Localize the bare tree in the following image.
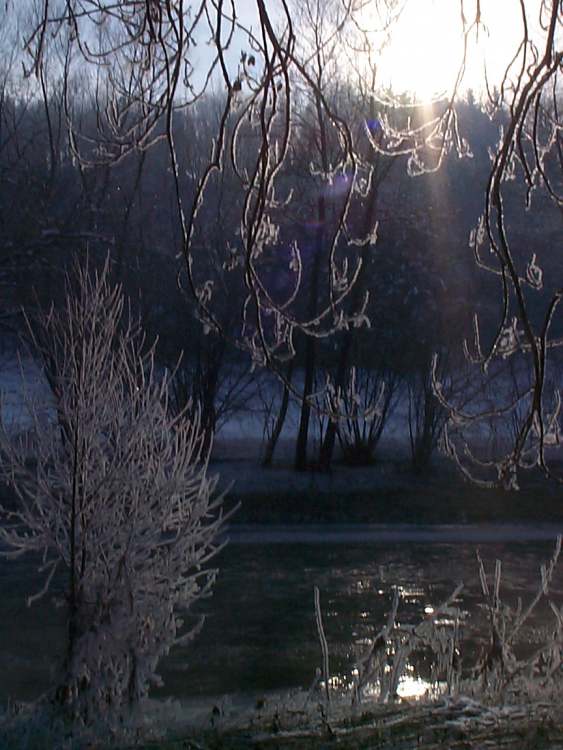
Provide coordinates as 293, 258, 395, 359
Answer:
13, 1, 394, 368
288, 0, 361, 470
8, 0, 561, 485
433, 0, 563, 488
327, 365, 397, 466
0, 261, 227, 723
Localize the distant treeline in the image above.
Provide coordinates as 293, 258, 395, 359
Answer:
0, 82, 560, 471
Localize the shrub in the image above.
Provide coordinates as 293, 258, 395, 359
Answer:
0, 262, 227, 724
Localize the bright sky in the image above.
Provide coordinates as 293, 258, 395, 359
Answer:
0, 0, 551, 105
225, 1, 548, 102
365, 0, 545, 101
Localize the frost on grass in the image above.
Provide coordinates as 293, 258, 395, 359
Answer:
212, 539, 563, 747
308, 537, 563, 714
0, 261, 228, 726
145, 541, 563, 750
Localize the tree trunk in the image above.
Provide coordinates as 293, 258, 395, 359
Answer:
294, 329, 317, 471
262, 360, 294, 467
318, 98, 393, 471
294, 251, 320, 471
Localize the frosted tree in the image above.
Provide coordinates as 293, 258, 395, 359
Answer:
431, 0, 563, 488
11, 1, 402, 368
8, 0, 559, 482
0, 262, 227, 723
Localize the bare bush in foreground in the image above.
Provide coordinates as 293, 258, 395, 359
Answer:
310, 537, 563, 713
0, 262, 227, 724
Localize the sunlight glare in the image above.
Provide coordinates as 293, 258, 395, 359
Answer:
379, 1, 466, 100
397, 675, 432, 699
360, 0, 529, 101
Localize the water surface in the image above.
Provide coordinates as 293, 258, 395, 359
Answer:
1, 525, 562, 704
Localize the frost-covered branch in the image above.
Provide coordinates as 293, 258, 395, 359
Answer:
435, 0, 562, 488
0, 260, 229, 723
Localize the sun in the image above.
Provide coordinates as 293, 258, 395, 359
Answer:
381, 2, 469, 100
361, 0, 527, 102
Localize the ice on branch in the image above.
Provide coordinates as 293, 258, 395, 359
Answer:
349, 221, 379, 248
249, 215, 280, 258
524, 254, 543, 290
0, 262, 228, 724
495, 318, 522, 359
332, 259, 350, 293
196, 280, 214, 304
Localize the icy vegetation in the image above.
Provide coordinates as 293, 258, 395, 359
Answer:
0, 264, 227, 729
1, 536, 563, 747
0, 0, 560, 743
311, 537, 563, 709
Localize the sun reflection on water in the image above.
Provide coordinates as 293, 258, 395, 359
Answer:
322, 663, 437, 703
326, 575, 465, 705
396, 675, 433, 700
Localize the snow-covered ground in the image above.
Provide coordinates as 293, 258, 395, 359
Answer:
1, 351, 560, 522
0, 349, 410, 465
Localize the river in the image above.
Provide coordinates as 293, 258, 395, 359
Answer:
1, 524, 562, 705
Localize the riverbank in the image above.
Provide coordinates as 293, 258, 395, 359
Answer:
215, 454, 563, 525
2, 453, 559, 526
4, 692, 563, 749
162, 694, 563, 750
